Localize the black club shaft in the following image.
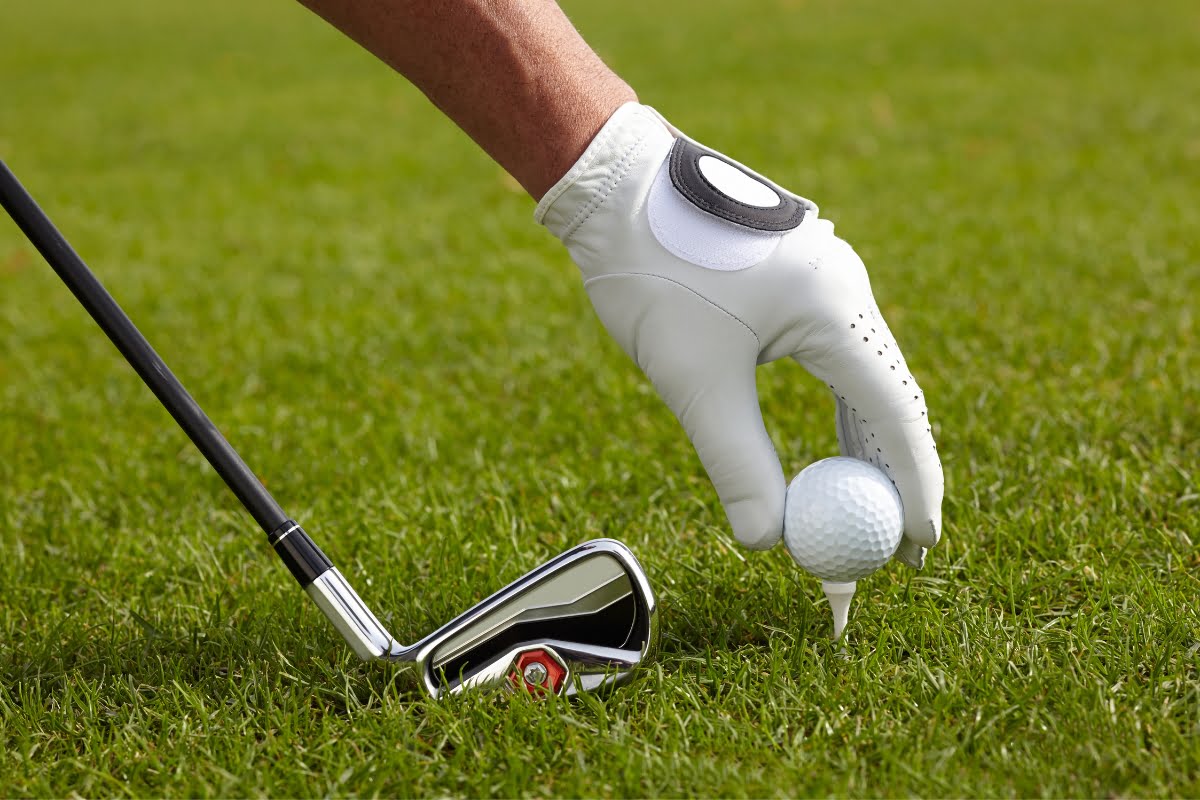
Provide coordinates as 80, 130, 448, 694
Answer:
0, 159, 290, 535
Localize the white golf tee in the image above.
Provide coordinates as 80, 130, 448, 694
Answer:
821, 580, 857, 640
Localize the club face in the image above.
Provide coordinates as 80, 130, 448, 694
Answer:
400, 539, 657, 698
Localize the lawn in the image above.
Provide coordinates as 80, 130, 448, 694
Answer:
1, 0, 1197, 796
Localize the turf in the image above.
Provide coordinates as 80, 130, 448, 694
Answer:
1, 0, 1197, 796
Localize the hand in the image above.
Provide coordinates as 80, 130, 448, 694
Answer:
536, 104, 943, 567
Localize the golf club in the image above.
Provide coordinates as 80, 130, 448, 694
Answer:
0, 159, 657, 698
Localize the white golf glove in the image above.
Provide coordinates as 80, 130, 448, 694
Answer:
535, 103, 943, 568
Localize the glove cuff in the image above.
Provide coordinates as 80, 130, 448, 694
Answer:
534, 102, 675, 242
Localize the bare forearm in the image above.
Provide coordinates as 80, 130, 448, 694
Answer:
296, 0, 636, 198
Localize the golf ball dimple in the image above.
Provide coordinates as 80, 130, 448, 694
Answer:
783, 457, 904, 582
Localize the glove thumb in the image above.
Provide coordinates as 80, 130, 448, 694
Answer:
585, 272, 785, 550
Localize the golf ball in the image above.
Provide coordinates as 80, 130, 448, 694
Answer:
783, 457, 904, 582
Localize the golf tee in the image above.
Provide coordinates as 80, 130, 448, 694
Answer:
821, 580, 856, 640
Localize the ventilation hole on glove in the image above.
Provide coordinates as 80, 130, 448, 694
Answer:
871, 433, 876, 438
841, 396, 846, 400
913, 395, 919, 400
877, 350, 883, 356
858, 313, 864, 319
890, 366, 896, 371
877, 448, 881, 453
871, 328, 876, 333
850, 323, 856, 329
902, 380, 908, 385
863, 337, 869, 342
885, 463, 890, 469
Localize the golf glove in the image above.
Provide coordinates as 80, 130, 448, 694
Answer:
535, 103, 943, 568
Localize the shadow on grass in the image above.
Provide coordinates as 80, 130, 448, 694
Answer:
0, 607, 436, 720
0, 578, 829, 720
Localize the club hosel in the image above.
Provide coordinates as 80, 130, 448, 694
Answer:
305, 567, 398, 660
267, 520, 333, 587
267, 520, 397, 660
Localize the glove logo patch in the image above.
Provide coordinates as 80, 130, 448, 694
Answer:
696, 155, 781, 208
669, 139, 805, 232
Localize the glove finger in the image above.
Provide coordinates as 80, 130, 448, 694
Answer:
586, 273, 785, 550
797, 297, 944, 557
836, 392, 932, 568
672, 358, 785, 551
892, 537, 928, 570
835, 395, 868, 461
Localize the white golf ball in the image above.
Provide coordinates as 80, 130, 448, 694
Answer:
783, 457, 904, 582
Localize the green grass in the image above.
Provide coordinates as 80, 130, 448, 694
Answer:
2, 0, 1198, 796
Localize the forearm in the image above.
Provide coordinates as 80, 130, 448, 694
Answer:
296, 0, 636, 199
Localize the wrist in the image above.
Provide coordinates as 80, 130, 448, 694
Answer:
530, 81, 638, 201
534, 102, 675, 243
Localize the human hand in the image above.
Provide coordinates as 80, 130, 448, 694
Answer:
536, 104, 943, 567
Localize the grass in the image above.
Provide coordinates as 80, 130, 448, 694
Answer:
1, 0, 1198, 795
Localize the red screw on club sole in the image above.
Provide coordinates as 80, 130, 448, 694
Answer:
509, 649, 567, 695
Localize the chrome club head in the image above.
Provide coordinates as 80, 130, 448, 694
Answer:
406, 538, 657, 697
305, 538, 657, 698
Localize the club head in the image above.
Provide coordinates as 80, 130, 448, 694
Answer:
399, 539, 657, 698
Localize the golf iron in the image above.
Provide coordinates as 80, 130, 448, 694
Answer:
0, 160, 657, 698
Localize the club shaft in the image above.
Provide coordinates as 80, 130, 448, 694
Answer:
0, 159, 397, 661
0, 161, 291, 532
